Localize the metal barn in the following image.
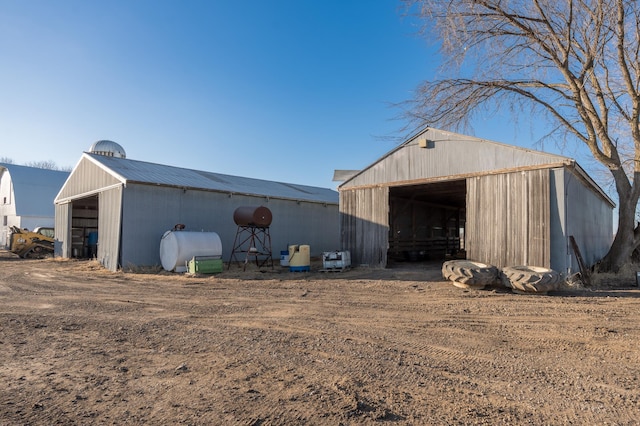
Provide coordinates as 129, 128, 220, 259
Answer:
338, 127, 614, 276
0, 163, 69, 247
54, 151, 339, 271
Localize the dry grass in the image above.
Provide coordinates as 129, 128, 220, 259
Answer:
122, 263, 164, 274
589, 261, 640, 288
42, 254, 640, 290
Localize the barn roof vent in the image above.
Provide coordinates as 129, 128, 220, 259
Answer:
89, 140, 126, 158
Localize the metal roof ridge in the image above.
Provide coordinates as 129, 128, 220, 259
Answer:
84, 152, 336, 193
338, 126, 573, 188
83, 152, 129, 183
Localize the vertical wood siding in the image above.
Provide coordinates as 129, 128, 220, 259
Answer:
467, 169, 550, 268
340, 187, 389, 267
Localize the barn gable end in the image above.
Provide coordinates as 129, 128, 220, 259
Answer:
339, 127, 613, 276
1, 164, 69, 247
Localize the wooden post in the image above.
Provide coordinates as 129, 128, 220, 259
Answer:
569, 236, 590, 286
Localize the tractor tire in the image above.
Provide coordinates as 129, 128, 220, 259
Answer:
500, 266, 561, 294
442, 260, 499, 289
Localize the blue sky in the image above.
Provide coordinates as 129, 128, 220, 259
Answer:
0, 0, 580, 190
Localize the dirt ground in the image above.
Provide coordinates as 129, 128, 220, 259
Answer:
1, 251, 640, 425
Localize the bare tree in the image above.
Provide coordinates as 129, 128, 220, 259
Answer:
402, 0, 640, 272
23, 160, 72, 172
24, 160, 59, 170
0, 158, 71, 171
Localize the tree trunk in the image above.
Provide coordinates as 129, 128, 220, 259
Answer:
599, 186, 638, 272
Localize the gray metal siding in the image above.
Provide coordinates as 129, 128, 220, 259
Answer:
267, 197, 340, 256
565, 168, 613, 268
550, 168, 614, 275
466, 169, 550, 269
54, 203, 71, 257
98, 187, 123, 271
55, 158, 121, 201
549, 169, 567, 273
340, 187, 389, 267
119, 184, 339, 269
342, 128, 569, 188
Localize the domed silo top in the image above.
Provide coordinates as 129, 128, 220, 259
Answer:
89, 140, 126, 158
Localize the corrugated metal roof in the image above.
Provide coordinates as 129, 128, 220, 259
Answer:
83, 153, 338, 204
332, 170, 360, 182
340, 127, 576, 189
0, 163, 69, 216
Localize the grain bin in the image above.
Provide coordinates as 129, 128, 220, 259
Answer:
160, 230, 222, 273
233, 206, 272, 227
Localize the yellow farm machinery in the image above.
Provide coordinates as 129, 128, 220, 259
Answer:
9, 226, 54, 258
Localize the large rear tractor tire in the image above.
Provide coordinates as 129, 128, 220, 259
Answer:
500, 266, 561, 294
442, 260, 499, 290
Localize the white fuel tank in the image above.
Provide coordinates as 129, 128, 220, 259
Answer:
160, 230, 222, 272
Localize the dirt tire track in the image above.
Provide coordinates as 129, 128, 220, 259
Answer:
1, 253, 640, 424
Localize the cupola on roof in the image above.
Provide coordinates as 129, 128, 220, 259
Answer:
89, 140, 126, 158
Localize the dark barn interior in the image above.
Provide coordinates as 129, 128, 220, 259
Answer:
69, 195, 98, 259
388, 179, 466, 264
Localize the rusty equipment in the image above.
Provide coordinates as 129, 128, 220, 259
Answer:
229, 206, 273, 270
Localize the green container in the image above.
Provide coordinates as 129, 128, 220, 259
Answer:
187, 257, 223, 274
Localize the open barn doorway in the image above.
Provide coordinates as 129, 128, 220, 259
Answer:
69, 195, 99, 259
388, 179, 466, 266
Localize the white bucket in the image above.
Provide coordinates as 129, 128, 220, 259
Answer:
280, 250, 289, 267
